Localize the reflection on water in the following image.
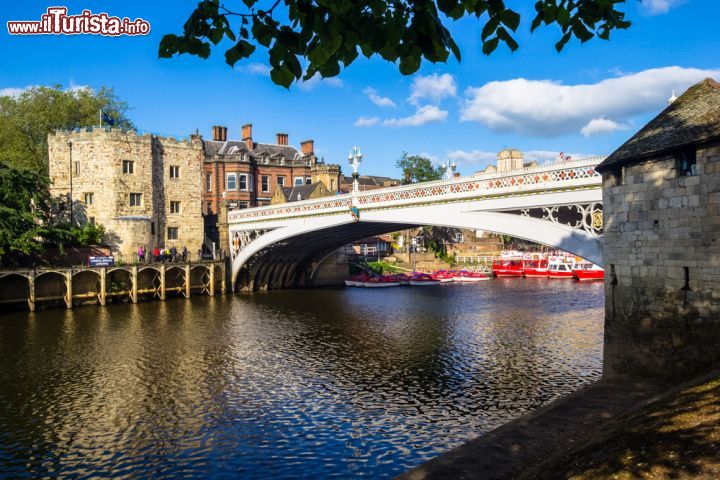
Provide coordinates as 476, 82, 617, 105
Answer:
0, 280, 604, 478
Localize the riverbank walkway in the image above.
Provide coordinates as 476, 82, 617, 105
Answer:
402, 367, 720, 479
0, 259, 227, 312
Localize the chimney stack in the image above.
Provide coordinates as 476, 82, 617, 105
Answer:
276, 133, 288, 146
300, 139, 314, 155
211, 125, 227, 142
242, 123, 253, 149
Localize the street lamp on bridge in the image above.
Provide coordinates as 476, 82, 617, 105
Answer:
348, 146, 363, 195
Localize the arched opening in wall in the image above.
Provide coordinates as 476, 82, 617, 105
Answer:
72, 270, 102, 306
212, 265, 224, 294
137, 267, 162, 300
165, 266, 186, 298
0, 274, 30, 312
189, 265, 210, 295
35, 271, 69, 308
107, 269, 133, 303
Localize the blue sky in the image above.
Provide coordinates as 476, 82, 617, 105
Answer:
2, 1, 719, 177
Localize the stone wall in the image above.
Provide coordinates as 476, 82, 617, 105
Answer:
602, 143, 720, 378
48, 128, 204, 257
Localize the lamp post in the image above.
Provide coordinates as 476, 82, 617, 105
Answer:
411, 237, 417, 273
68, 140, 74, 226
442, 159, 457, 181
348, 146, 363, 195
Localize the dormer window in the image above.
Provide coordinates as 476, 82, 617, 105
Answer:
228, 146, 240, 155
675, 148, 697, 176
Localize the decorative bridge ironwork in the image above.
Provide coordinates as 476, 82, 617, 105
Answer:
226, 156, 605, 290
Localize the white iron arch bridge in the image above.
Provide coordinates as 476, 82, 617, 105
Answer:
227, 156, 605, 291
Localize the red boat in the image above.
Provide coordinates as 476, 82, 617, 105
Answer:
409, 273, 441, 286
454, 270, 491, 282
522, 258, 549, 277
573, 263, 605, 281
432, 270, 455, 283
492, 258, 524, 277
547, 257, 575, 279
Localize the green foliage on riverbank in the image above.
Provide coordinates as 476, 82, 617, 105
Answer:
0, 162, 106, 265
366, 261, 405, 275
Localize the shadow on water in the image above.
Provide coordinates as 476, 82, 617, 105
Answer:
0, 280, 604, 478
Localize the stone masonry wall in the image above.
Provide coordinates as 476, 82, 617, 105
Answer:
48, 128, 204, 257
602, 143, 720, 378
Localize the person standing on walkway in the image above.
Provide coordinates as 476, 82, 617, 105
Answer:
182, 246, 188, 262
153, 246, 160, 263
138, 246, 145, 264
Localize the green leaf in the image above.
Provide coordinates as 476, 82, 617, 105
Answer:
482, 36, 499, 55
496, 26, 518, 51
225, 40, 256, 66
270, 65, 295, 88
500, 9, 520, 31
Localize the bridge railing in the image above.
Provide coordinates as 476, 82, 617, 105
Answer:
228, 156, 604, 224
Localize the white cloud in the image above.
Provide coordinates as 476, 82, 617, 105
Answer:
242, 63, 271, 76
409, 73, 457, 106
446, 149, 498, 166
581, 118, 629, 137
354, 116, 380, 127
641, 0, 685, 15
363, 87, 396, 108
461, 66, 720, 136
0, 86, 33, 97
383, 105, 448, 127
0, 83, 91, 98
298, 73, 343, 91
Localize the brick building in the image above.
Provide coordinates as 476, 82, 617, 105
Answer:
597, 78, 720, 378
203, 124, 341, 213
48, 128, 205, 258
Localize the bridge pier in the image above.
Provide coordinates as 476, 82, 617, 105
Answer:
99, 268, 107, 305
64, 272, 72, 309
27, 272, 35, 312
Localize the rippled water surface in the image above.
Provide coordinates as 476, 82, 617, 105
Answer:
0, 279, 604, 478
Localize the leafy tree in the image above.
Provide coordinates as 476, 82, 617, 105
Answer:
159, 0, 632, 87
0, 163, 55, 261
396, 152, 443, 184
0, 86, 133, 171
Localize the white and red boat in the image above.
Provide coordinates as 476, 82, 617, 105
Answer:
454, 270, 491, 282
547, 257, 576, 279
522, 258, 549, 278
362, 275, 400, 287
492, 258, 524, 277
344, 274, 369, 287
432, 270, 455, 283
573, 262, 605, 281
409, 273, 441, 286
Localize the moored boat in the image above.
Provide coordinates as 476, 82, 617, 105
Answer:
547, 256, 575, 279
454, 270, 491, 282
362, 275, 401, 287
344, 274, 369, 287
573, 262, 605, 281
492, 255, 524, 277
409, 273, 441, 286
522, 258, 549, 278
432, 270, 455, 283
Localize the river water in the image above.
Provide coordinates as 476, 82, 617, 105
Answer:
0, 279, 604, 479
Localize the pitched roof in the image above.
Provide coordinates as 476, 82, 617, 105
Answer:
281, 183, 321, 202
202, 140, 303, 161
597, 78, 720, 172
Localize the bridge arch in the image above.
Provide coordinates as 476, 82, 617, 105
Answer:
230, 203, 602, 291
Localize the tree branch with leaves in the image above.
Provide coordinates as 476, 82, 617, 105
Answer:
159, 0, 632, 88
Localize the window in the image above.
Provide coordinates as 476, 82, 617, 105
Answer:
170, 201, 181, 214
294, 177, 304, 186
305, 177, 312, 185
206, 173, 212, 192
122, 160, 134, 174
206, 202, 213, 214
83, 193, 94, 205
167, 227, 178, 240
239, 202, 248, 209
330, 179, 335, 191
151, 222, 155, 235
277, 176, 285, 187
74, 161, 80, 175
89, 216, 95, 225
129, 193, 142, 207
261, 175, 270, 193
227, 173, 237, 190
239, 174, 248, 191
676, 149, 697, 177
169, 165, 180, 178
